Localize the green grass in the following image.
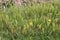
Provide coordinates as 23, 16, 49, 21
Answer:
0, 1, 60, 40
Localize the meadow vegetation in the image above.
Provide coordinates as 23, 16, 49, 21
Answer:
0, 0, 60, 40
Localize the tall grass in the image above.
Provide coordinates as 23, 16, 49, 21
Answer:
0, 1, 60, 40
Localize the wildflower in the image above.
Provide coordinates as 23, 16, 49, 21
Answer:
47, 19, 52, 25
48, 19, 51, 22
29, 21, 33, 26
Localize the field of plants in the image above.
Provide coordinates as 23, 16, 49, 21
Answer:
0, 0, 60, 40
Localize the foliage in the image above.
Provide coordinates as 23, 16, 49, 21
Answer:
0, 1, 60, 40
